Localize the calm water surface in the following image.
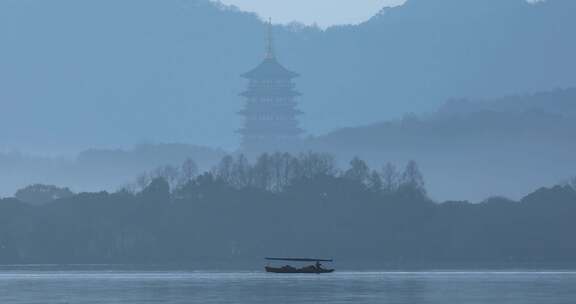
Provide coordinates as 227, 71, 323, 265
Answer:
0, 267, 575, 304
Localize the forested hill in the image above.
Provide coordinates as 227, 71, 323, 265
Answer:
307, 88, 576, 201
1, 153, 575, 268
1, 0, 575, 151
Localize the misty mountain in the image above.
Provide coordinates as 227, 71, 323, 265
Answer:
0, 144, 225, 197
1, 0, 575, 152
2, 87, 575, 201
307, 88, 576, 201
436, 88, 576, 118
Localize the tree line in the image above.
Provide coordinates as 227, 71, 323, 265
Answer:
127, 152, 426, 198
1, 152, 575, 268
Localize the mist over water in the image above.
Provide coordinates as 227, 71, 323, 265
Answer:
1, 267, 575, 304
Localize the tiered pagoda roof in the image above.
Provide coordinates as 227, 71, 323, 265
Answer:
241, 57, 299, 80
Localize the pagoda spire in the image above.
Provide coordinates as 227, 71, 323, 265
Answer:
265, 18, 275, 59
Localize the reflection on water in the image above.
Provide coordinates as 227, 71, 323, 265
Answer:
0, 267, 575, 304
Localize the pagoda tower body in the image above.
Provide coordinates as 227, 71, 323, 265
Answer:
238, 21, 303, 154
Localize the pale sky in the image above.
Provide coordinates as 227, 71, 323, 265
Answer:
215, 0, 407, 28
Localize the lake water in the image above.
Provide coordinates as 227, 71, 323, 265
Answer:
1, 267, 575, 304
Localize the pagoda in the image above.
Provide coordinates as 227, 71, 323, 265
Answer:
238, 20, 303, 153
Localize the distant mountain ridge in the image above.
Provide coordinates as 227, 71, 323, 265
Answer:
308, 87, 576, 201
0, 0, 575, 152
436, 88, 576, 118
0, 144, 225, 197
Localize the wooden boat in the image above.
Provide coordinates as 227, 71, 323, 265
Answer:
265, 257, 334, 274
265, 265, 334, 274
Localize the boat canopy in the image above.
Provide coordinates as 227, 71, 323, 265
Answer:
265, 257, 333, 262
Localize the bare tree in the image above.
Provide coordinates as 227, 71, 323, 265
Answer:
118, 183, 138, 195
268, 152, 294, 192
400, 160, 426, 194
297, 152, 337, 179
253, 153, 272, 190
381, 162, 400, 193
153, 165, 180, 190
367, 170, 383, 192
344, 157, 370, 184
214, 155, 234, 185
180, 158, 199, 185
231, 154, 252, 188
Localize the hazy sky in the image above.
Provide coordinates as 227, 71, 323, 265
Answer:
215, 0, 407, 27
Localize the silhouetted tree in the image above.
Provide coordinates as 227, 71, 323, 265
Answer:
179, 158, 199, 186
344, 157, 370, 185
152, 165, 180, 189
267, 152, 293, 192
141, 177, 170, 204
231, 154, 252, 188
400, 160, 425, 195
381, 162, 400, 193
214, 155, 234, 185
296, 152, 337, 179
367, 171, 383, 193
253, 153, 272, 191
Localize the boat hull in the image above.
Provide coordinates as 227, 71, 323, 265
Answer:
265, 266, 334, 274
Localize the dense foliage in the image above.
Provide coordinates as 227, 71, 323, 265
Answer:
1, 153, 575, 268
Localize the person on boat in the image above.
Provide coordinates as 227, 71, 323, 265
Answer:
315, 261, 323, 271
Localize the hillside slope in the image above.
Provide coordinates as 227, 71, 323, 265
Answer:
0, 0, 574, 151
